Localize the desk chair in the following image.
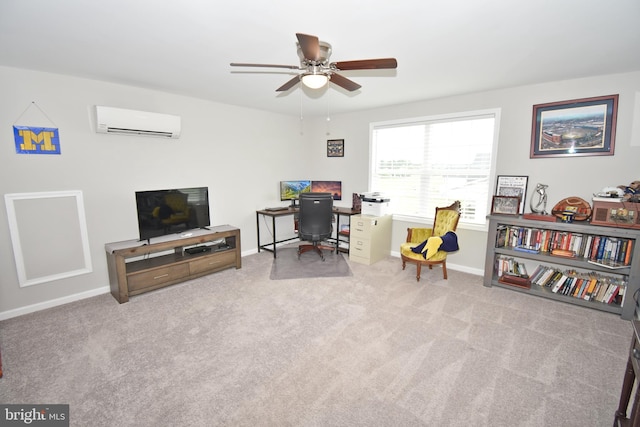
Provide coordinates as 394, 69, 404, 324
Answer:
297, 193, 335, 261
400, 200, 461, 281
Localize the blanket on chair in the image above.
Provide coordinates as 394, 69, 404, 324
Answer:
410, 231, 459, 259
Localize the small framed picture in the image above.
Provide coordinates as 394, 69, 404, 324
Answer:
327, 139, 344, 157
496, 175, 528, 214
491, 196, 521, 216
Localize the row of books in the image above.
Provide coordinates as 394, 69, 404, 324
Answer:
495, 255, 528, 278
495, 225, 633, 265
530, 265, 625, 305
495, 256, 626, 304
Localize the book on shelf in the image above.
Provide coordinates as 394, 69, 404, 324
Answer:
538, 268, 558, 287
551, 274, 569, 293
551, 248, 576, 258
586, 259, 629, 269
513, 246, 539, 254
517, 262, 626, 305
495, 255, 529, 278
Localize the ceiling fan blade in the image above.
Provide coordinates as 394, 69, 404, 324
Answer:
276, 76, 300, 92
230, 63, 300, 70
296, 33, 321, 61
329, 73, 361, 91
333, 58, 398, 70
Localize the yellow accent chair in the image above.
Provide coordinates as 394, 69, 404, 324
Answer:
400, 200, 461, 281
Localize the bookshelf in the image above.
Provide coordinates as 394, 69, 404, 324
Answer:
484, 215, 640, 320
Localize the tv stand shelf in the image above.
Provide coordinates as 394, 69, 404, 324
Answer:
105, 225, 241, 303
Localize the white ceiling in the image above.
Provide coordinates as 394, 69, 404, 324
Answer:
2, 0, 640, 117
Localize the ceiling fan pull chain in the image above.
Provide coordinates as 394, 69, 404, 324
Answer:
299, 89, 304, 136
326, 90, 331, 136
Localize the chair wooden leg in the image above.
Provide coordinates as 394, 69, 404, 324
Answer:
402, 260, 406, 270
442, 261, 448, 279
416, 264, 421, 282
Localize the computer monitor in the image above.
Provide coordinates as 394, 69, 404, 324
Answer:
311, 180, 342, 200
279, 180, 311, 206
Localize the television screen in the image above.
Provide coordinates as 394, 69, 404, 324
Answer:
279, 180, 311, 202
311, 180, 342, 200
135, 187, 210, 241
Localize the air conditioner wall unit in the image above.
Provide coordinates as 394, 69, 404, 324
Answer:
95, 106, 181, 139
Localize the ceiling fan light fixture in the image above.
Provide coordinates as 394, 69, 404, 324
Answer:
301, 73, 328, 89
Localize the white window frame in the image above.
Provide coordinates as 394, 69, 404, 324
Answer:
369, 108, 501, 231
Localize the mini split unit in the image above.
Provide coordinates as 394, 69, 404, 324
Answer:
95, 106, 181, 139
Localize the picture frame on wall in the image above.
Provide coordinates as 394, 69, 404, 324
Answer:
327, 139, 344, 157
530, 94, 618, 158
496, 175, 528, 214
491, 196, 521, 216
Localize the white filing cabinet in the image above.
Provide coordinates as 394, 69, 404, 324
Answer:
349, 214, 392, 265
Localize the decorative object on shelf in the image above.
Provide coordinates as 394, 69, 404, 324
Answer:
530, 183, 549, 214
530, 94, 618, 158
496, 175, 528, 214
551, 197, 592, 221
559, 206, 578, 223
594, 186, 624, 198
618, 180, 640, 201
327, 139, 344, 157
351, 193, 361, 212
491, 195, 521, 216
591, 198, 640, 229
524, 183, 556, 221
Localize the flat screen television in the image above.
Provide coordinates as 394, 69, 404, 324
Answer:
311, 180, 342, 200
135, 187, 210, 241
279, 180, 311, 206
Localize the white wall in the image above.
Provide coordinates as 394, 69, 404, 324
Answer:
304, 71, 640, 274
0, 66, 306, 317
1, 66, 639, 317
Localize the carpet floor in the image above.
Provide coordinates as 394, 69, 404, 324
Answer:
270, 247, 352, 280
0, 251, 632, 426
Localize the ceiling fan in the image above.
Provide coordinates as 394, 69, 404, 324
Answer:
230, 33, 398, 92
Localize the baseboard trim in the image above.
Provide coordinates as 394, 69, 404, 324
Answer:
0, 286, 110, 321
1, 252, 482, 320
390, 251, 483, 277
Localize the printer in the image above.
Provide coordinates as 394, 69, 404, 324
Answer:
360, 192, 390, 203
359, 192, 391, 216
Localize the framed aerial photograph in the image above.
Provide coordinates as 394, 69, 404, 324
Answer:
491, 196, 521, 216
327, 139, 344, 157
496, 175, 528, 214
530, 94, 618, 158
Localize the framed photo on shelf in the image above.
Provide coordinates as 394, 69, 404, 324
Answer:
491, 196, 521, 216
530, 94, 618, 158
327, 139, 344, 157
496, 175, 528, 214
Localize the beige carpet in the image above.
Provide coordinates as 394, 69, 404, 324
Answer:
270, 247, 352, 280
0, 251, 632, 426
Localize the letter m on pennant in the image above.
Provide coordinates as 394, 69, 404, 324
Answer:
13, 126, 61, 155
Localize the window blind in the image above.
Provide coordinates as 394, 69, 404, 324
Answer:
370, 109, 499, 226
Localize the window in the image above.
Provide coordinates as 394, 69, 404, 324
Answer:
370, 109, 500, 228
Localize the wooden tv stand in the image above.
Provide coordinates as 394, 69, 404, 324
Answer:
105, 225, 241, 303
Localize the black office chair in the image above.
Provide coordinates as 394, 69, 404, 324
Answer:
297, 192, 334, 260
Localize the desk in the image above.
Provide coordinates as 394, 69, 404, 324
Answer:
256, 207, 359, 258
614, 320, 640, 426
